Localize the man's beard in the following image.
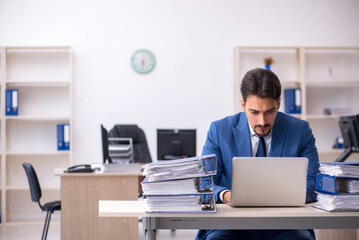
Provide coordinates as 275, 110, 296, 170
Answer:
254, 124, 271, 137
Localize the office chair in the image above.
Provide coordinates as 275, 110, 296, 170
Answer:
109, 124, 152, 163
22, 163, 61, 240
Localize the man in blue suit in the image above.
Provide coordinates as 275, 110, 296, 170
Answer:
196, 68, 319, 240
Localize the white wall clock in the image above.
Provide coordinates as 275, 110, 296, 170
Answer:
131, 49, 156, 74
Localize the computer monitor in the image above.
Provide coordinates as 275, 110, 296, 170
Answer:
101, 124, 112, 164
336, 114, 359, 162
157, 129, 196, 160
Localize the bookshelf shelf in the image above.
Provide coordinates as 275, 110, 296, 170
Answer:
6, 81, 70, 87
0, 46, 73, 224
305, 81, 359, 87
5, 186, 59, 191
234, 46, 359, 162
5, 116, 70, 121
306, 114, 341, 120
6, 151, 70, 156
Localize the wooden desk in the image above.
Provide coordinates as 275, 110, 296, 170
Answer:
55, 166, 143, 240
99, 200, 359, 240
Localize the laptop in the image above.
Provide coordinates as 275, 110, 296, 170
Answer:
229, 157, 308, 207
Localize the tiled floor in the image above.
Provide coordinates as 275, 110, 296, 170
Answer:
0, 221, 198, 240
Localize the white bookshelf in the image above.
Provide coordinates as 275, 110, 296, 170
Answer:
234, 46, 359, 163
0, 46, 73, 224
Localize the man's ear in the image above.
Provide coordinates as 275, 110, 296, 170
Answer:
241, 99, 245, 111
277, 97, 281, 109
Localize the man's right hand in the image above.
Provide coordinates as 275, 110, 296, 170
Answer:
223, 190, 232, 203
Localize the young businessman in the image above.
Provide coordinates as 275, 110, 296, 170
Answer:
196, 68, 319, 240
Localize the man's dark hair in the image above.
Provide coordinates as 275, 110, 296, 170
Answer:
240, 68, 281, 103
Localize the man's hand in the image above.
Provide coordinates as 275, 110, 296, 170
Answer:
223, 190, 231, 203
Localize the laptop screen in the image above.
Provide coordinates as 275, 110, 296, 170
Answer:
230, 157, 308, 207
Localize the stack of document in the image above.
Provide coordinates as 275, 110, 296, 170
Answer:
143, 194, 215, 213
143, 155, 216, 182
319, 162, 359, 176
315, 193, 359, 212
142, 176, 213, 195
314, 162, 359, 212
141, 154, 217, 213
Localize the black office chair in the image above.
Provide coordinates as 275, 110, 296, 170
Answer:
22, 163, 61, 240
109, 124, 152, 163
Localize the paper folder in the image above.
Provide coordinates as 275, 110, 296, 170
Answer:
143, 154, 217, 182
143, 193, 216, 213
141, 176, 214, 195
316, 173, 359, 195
319, 161, 359, 176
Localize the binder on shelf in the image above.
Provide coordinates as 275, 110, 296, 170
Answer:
284, 88, 301, 114
57, 124, 70, 151
316, 173, 359, 194
142, 154, 217, 182
63, 124, 70, 150
57, 124, 64, 150
319, 161, 359, 176
6, 89, 19, 116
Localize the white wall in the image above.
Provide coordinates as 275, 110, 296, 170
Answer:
1, 0, 359, 164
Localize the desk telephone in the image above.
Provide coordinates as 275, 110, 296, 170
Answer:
65, 164, 95, 173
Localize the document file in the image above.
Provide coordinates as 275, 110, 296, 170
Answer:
142, 154, 217, 213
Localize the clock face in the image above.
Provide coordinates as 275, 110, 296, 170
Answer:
131, 49, 155, 74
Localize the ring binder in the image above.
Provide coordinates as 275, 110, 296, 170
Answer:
141, 154, 217, 213
315, 162, 359, 211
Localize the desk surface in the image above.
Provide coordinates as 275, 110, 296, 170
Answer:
99, 200, 359, 230
99, 200, 359, 218
55, 164, 143, 177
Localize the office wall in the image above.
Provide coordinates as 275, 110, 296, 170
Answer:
1, 0, 359, 164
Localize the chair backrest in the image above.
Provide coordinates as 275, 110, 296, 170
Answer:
109, 124, 152, 163
22, 163, 42, 202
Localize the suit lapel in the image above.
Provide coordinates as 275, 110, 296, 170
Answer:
270, 113, 287, 157
232, 113, 252, 157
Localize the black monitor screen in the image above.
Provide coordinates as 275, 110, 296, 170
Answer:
339, 114, 359, 149
101, 124, 111, 164
157, 129, 196, 160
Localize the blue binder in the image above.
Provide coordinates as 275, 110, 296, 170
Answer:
63, 124, 70, 150
57, 124, 64, 150
316, 173, 359, 194
6, 89, 19, 116
284, 88, 301, 114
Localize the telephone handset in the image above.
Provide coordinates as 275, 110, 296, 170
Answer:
65, 164, 94, 173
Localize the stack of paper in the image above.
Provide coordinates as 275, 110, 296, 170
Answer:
143, 155, 216, 182
319, 162, 359, 176
315, 162, 359, 212
315, 193, 359, 212
141, 154, 217, 213
142, 176, 213, 195
143, 194, 215, 213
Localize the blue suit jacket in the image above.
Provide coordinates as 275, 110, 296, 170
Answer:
197, 111, 319, 239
